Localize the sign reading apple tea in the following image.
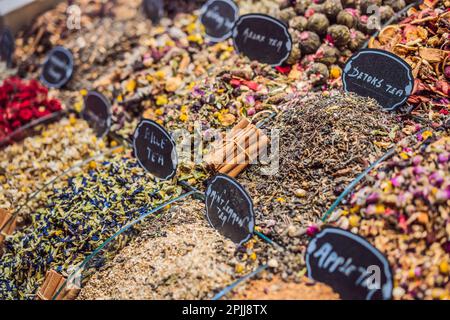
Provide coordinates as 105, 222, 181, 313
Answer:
40, 46, 74, 89
0, 28, 15, 67
200, 0, 239, 42
133, 119, 178, 180
82, 91, 112, 138
232, 14, 292, 67
306, 227, 393, 300
143, 0, 164, 24
342, 49, 413, 111
205, 174, 255, 245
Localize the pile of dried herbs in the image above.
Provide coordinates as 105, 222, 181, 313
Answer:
238, 91, 401, 279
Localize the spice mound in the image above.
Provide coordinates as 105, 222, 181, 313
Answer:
331, 135, 450, 300
78, 201, 237, 300
0, 77, 63, 140
239, 91, 399, 279
230, 276, 340, 300
0, 155, 181, 300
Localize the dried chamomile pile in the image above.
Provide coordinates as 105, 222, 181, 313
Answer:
329, 134, 450, 300
0, 154, 182, 300
238, 91, 400, 279
0, 116, 108, 224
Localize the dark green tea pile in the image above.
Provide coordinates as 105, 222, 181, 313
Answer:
0, 155, 181, 300
239, 91, 402, 279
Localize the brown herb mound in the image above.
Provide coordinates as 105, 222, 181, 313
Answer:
240, 91, 398, 279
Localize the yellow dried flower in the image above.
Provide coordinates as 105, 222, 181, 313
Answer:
156, 95, 168, 106
125, 79, 137, 93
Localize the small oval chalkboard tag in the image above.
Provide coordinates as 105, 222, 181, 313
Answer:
232, 14, 292, 67
200, 0, 239, 42
143, 0, 164, 24
133, 119, 178, 180
306, 227, 393, 300
82, 91, 112, 138
342, 49, 414, 111
0, 28, 15, 68
205, 174, 255, 245
40, 46, 74, 89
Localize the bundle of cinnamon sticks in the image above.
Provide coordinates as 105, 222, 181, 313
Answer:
204, 118, 269, 178
0, 209, 16, 255
36, 270, 80, 300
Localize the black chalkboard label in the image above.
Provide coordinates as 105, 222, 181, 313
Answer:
232, 14, 292, 67
200, 0, 239, 42
205, 174, 255, 245
82, 91, 112, 138
133, 119, 178, 180
143, 0, 164, 24
0, 28, 14, 67
306, 227, 393, 300
342, 49, 414, 111
40, 46, 74, 89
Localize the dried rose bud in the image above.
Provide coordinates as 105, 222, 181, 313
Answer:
322, 0, 343, 19
294, 0, 313, 15
315, 44, 339, 65
307, 13, 330, 35
444, 65, 450, 80
337, 9, 358, 28
299, 31, 322, 54
327, 24, 351, 47
342, 0, 358, 7
290, 16, 308, 32
279, 7, 297, 24
379, 5, 395, 22
383, 0, 406, 11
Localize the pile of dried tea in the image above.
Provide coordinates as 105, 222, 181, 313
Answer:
329, 134, 450, 300
78, 200, 256, 300
239, 91, 400, 279
0, 116, 108, 224
0, 154, 182, 300
277, 0, 415, 84
369, 1, 449, 123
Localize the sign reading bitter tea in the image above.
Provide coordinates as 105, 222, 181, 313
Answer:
232, 14, 292, 67
82, 91, 112, 138
133, 119, 178, 180
200, 0, 239, 42
306, 227, 393, 300
143, 0, 164, 24
40, 46, 74, 89
205, 174, 255, 245
0, 28, 14, 67
342, 49, 413, 111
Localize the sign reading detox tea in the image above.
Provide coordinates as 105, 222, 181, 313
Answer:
143, 0, 164, 24
82, 91, 112, 138
0, 28, 15, 67
40, 46, 74, 89
200, 0, 239, 42
306, 227, 393, 300
133, 119, 178, 180
342, 49, 413, 111
205, 174, 255, 245
232, 14, 292, 67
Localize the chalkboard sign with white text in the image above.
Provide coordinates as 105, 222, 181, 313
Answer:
232, 14, 292, 67
0, 28, 14, 67
82, 91, 112, 138
200, 0, 239, 42
342, 49, 413, 111
133, 119, 178, 180
143, 0, 164, 24
205, 174, 255, 245
40, 46, 74, 89
306, 227, 393, 300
